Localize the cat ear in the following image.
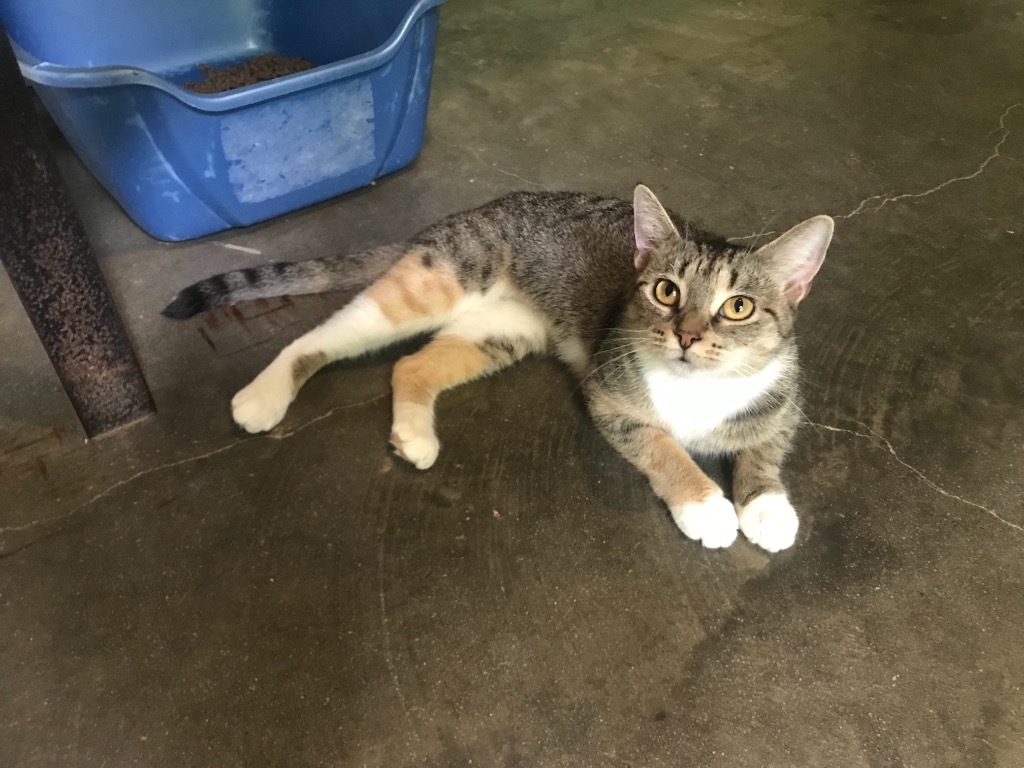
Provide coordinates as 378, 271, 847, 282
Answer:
755, 215, 834, 305
633, 184, 680, 269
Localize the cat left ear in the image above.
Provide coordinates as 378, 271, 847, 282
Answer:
755, 215, 834, 305
633, 184, 680, 270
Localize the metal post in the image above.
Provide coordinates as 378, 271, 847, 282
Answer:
0, 28, 155, 437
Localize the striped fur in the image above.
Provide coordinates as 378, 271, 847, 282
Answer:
161, 244, 407, 319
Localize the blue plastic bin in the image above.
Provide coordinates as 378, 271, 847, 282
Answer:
1, 0, 445, 241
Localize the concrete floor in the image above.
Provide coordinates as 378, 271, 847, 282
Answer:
3, 0, 1023, 765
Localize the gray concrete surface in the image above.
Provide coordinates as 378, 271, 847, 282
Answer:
3, 1, 1023, 765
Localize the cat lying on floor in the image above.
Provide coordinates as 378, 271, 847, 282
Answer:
164, 186, 833, 552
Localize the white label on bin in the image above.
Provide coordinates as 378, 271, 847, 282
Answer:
222, 80, 376, 204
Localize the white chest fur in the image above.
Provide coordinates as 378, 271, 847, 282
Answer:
643, 360, 784, 449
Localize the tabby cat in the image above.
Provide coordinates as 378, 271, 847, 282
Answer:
164, 186, 833, 552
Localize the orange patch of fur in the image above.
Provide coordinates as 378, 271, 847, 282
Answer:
642, 430, 721, 507
367, 250, 463, 323
392, 336, 490, 406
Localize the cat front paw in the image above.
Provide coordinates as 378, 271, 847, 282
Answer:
671, 493, 739, 549
231, 370, 292, 433
738, 493, 798, 552
390, 422, 440, 470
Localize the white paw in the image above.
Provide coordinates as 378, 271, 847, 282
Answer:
231, 370, 293, 433
390, 421, 440, 470
739, 493, 799, 552
671, 493, 739, 549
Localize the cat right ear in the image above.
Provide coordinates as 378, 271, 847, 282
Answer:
756, 215, 834, 305
633, 185, 680, 270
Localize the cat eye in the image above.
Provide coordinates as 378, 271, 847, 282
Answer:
653, 279, 680, 307
718, 295, 755, 320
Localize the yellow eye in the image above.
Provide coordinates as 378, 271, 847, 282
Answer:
653, 279, 680, 307
719, 295, 755, 320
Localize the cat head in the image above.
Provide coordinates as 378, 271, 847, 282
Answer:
627, 184, 833, 376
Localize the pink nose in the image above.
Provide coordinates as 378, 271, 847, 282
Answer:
679, 330, 702, 350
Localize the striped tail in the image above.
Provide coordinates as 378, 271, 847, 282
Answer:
161, 244, 407, 319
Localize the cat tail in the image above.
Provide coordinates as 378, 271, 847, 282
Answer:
161, 244, 408, 319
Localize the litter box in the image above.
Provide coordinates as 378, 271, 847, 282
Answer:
1, 0, 446, 241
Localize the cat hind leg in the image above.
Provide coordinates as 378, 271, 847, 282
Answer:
390, 301, 548, 469
389, 335, 494, 469
231, 247, 463, 433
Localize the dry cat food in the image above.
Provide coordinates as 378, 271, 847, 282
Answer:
185, 53, 314, 94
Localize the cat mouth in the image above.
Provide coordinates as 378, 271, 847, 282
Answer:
676, 350, 711, 369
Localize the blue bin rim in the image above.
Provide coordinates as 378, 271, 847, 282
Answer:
11, 0, 444, 112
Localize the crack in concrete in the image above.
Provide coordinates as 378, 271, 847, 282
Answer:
0, 394, 386, 554
466, 146, 548, 189
836, 102, 1021, 219
735, 102, 1021, 241
809, 420, 1023, 534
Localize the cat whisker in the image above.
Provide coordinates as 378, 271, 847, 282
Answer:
709, 361, 822, 437
593, 344, 644, 359
575, 346, 641, 392
585, 349, 638, 378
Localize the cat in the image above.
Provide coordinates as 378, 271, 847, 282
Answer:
164, 185, 833, 552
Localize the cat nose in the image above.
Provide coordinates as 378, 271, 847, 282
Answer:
678, 329, 702, 350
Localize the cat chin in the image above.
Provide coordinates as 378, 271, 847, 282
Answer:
671, 359, 751, 379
